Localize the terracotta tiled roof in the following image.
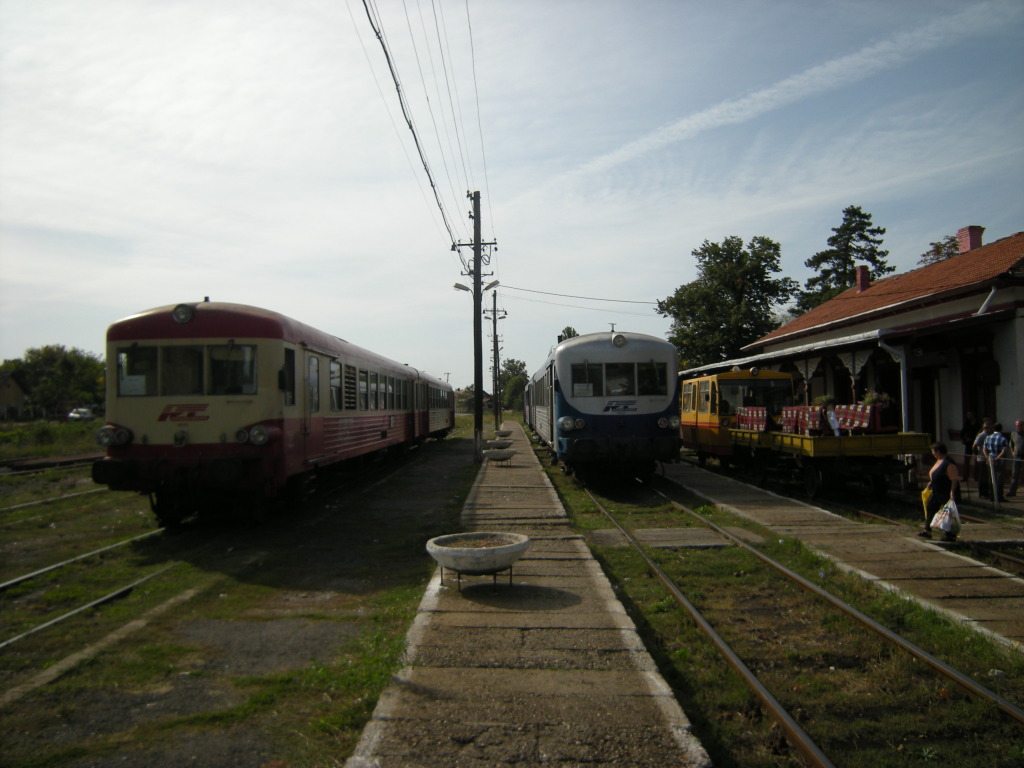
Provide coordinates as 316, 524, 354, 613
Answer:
749, 230, 1024, 349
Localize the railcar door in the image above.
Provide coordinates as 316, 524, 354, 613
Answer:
303, 353, 324, 462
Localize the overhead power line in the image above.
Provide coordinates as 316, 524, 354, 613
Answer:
502, 285, 659, 305
361, 0, 459, 244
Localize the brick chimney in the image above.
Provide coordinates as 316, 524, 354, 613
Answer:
856, 264, 870, 293
957, 225, 984, 253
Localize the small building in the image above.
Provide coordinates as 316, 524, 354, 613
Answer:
0, 369, 31, 420
684, 226, 1024, 452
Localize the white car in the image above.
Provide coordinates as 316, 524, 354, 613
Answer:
67, 408, 95, 421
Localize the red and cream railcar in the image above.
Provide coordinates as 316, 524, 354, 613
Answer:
92, 301, 454, 525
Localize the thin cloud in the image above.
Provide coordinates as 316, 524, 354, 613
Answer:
566, 2, 1018, 182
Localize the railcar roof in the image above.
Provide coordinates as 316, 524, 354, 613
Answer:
106, 302, 451, 389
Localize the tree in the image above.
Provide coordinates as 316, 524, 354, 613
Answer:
15, 345, 104, 418
795, 205, 894, 314
657, 235, 797, 367
559, 326, 579, 341
917, 234, 959, 266
499, 358, 528, 411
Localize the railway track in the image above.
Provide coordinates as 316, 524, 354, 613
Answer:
562, 471, 1024, 766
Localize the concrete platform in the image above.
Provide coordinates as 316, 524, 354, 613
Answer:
346, 423, 711, 768
662, 462, 1024, 649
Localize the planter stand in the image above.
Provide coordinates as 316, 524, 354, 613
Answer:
426, 532, 531, 593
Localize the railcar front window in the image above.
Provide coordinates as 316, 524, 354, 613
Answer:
571, 363, 603, 397
117, 347, 158, 396
637, 362, 668, 396
209, 345, 257, 395
605, 363, 635, 396
161, 346, 203, 395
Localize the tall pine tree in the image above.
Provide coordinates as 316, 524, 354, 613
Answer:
795, 206, 894, 313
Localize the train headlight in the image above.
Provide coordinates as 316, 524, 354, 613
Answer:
236, 423, 276, 445
96, 426, 132, 447
612, 333, 626, 347
172, 303, 195, 324
248, 424, 271, 446
658, 416, 681, 429
574, 418, 586, 430
558, 416, 576, 432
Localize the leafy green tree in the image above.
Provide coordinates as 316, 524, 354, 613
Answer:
15, 345, 104, 417
657, 235, 797, 367
559, 326, 579, 341
499, 358, 528, 411
796, 205, 894, 313
917, 234, 959, 266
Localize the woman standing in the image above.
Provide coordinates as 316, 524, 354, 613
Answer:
919, 442, 961, 541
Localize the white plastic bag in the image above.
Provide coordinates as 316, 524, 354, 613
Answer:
930, 499, 961, 534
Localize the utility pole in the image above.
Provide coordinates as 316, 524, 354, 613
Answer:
485, 290, 507, 430
452, 191, 497, 461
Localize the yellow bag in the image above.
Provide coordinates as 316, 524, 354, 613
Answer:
921, 487, 933, 522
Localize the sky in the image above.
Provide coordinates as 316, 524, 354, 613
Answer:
1, 0, 1022, 390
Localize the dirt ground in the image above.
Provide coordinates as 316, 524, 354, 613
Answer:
1, 434, 476, 768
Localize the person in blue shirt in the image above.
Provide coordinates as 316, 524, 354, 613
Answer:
983, 423, 1010, 503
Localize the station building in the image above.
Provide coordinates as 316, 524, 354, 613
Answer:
684, 226, 1024, 453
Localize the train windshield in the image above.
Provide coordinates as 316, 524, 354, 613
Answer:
717, 378, 793, 414
117, 344, 257, 396
570, 362, 668, 397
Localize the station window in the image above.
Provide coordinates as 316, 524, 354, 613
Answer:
330, 360, 342, 411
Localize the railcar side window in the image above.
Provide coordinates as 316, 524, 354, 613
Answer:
637, 362, 667, 396
682, 382, 694, 413
307, 357, 320, 412
330, 361, 342, 411
160, 346, 203, 395
697, 380, 711, 414
210, 345, 257, 395
369, 372, 379, 410
605, 363, 635, 396
358, 370, 369, 410
117, 347, 158, 396
570, 363, 603, 397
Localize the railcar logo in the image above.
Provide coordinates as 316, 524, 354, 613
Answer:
157, 404, 210, 422
603, 400, 637, 413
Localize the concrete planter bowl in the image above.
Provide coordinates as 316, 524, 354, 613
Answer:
426, 532, 531, 575
486, 439, 514, 449
494, 429, 513, 438
482, 449, 516, 462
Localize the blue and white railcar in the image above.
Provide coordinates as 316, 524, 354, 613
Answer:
525, 332, 681, 475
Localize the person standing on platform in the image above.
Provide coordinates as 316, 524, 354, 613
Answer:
983, 423, 1009, 503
